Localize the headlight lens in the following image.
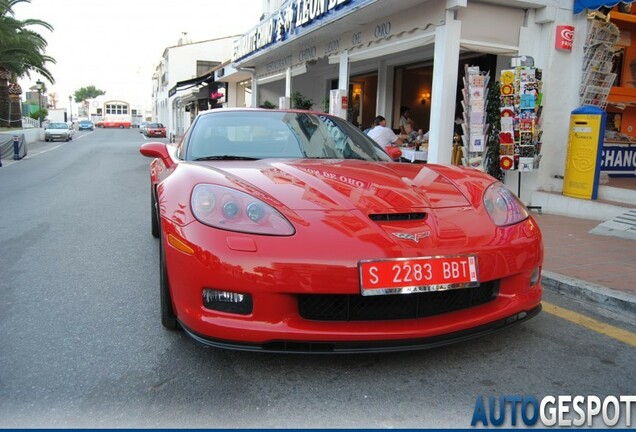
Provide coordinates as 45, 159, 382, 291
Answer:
483, 182, 530, 226
191, 184, 295, 235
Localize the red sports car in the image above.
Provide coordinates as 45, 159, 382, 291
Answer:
145, 122, 166, 138
139, 109, 543, 353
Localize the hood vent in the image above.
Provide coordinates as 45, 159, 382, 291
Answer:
369, 212, 427, 222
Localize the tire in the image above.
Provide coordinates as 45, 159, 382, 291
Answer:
159, 223, 179, 330
151, 186, 159, 238
119, 125, 124, 129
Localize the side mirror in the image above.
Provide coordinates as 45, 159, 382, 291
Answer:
140, 142, 175, 169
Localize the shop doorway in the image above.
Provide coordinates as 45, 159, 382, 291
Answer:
394, 64, 433, 134
330, 73, 377, 130
393, 54, 498, 136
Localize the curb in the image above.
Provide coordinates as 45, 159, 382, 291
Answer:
542, 270, 636, 321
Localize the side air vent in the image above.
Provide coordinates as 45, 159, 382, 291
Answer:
369, 212, 427, 222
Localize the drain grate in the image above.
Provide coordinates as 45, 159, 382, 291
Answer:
590, 210, 636, 241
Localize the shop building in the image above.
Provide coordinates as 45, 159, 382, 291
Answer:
216, 0, 635, 218
151, 36, 238, 140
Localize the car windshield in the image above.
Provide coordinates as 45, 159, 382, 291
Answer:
80, 121, 91, 124
184, 111, 391, 162
149, 123, 164, 128
48, 123, 68, 129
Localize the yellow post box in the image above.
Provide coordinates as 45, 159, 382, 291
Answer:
563, 106, 606, 200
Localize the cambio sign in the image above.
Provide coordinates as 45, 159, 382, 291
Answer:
233, 0, 351, 61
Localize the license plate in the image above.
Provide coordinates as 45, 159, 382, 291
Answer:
359, 255, 479, 296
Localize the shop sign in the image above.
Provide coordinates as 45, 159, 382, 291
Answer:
555, 25, 574, 51
266, 55, 293, 74
601, 146, 636, 177
324, 38, 340, 56
233, 0, 354, 61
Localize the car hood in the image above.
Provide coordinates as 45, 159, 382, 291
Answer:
186, 159, 472, 212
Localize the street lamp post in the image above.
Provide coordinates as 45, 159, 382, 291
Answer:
68, 95, 73, 126
35, 79, 43, 128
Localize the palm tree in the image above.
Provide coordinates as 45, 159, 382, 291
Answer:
0, 0, 55, 128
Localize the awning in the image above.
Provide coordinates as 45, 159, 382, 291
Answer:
168, 72, 214, 98
329, 27, 436, 64
574, 0, 636, 14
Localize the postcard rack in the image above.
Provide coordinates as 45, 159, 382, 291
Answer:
580, 18, 619, 109
458, 65, 490, 169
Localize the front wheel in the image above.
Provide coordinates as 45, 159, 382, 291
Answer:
151, 186, 159, 238
159, 224, 179, 330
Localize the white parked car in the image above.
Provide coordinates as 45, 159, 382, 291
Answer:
44, 122, 74, 142
140, 121, 150, 134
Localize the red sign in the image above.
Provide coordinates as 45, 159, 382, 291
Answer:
341, 95, 348, 110
359, 255, 479, 295
555, 25, 575, 51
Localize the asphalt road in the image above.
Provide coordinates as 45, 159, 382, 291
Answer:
0, 128, 634, 428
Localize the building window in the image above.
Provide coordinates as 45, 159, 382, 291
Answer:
105, 103, 129, 115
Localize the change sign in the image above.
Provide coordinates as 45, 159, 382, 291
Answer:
601, 146, 636, 177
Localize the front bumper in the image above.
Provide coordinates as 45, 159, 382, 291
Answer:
161, 214, 543, 352
181, 304, 542, 353
45, 134, 69, 141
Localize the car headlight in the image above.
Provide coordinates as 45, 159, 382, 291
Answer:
483, 182, 530, 226
191, 184, 295, 236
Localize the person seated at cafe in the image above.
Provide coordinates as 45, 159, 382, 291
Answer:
403, 120, 428, 147
368, 115, 404, 147
367, 115, 404, 160
399, 106, 411, 134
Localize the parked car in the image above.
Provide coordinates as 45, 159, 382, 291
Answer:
78, 120, 94, 131
44, 122, 74, 142
144, 122, 166, 138
139, 108, 543, 353
139, 121, 150, 134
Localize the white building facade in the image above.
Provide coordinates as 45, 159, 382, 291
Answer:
151, 37, 238, 140
217, 0, 600, 208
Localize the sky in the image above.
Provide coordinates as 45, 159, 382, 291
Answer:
13, 0, 263, 111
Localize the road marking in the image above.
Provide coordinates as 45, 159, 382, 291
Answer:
0, 143, 64, 167
542, 301, 636, 347
34, 144, 64, 154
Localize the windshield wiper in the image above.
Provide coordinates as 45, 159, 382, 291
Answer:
193, 155, 260, 161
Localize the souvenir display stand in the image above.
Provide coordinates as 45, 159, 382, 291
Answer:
580, 17, 619, 109
459, 65, 490, 169
456, 60, 544, 211
498, 58, 544, 211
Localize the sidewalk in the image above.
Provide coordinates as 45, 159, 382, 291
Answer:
533, 212, 636, 318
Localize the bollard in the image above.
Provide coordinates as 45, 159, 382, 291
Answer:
13, 135, 20, 160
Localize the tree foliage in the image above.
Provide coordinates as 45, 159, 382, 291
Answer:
291, 91, 313, 110
0, 0, 55, 127
73, 86, 106, 103
0, 0, 55, 81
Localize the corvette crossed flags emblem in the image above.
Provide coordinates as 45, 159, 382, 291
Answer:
392, 231, 431, 243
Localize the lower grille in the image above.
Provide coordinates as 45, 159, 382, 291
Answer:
298, 281, 498, 321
